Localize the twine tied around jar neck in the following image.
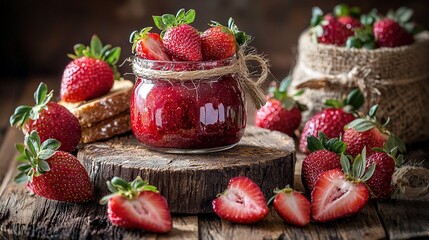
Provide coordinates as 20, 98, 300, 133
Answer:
131, 49, 269, 109
295, 64, 429, 108
393, 165, 429, 200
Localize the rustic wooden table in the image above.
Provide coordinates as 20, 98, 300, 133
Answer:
0, 78, 428, 239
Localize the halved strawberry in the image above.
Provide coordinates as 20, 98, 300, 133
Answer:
130, 27, 171, 60
212, 176, 269, 224
100, 176, 172, 233
311, 149, 375, 222
270, 186, 310, 227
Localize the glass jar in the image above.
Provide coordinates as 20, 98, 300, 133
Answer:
130, 58, 246, 153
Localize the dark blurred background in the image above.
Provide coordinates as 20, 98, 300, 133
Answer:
1, 0, 428, 82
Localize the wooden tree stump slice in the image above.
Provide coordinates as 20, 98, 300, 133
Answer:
78, 126, 295, 214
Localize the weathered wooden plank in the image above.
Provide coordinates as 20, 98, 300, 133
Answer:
79, 126, 295, 214
198, 202, 385, 240
377, 200, 429, 240
0, 181, 199, 239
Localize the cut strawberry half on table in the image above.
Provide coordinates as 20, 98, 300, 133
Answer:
212, 176, 269, 224
269, 186, 310, 227
130, 27, 171, 61
311, 148, 375, 222
100, 176, 172, 233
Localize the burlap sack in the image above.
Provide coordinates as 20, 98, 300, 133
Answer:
291, 30, 429, 143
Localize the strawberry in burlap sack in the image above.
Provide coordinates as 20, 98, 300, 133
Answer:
291, 30, 429, 143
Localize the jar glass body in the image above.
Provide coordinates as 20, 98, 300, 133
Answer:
130, 58, 246, 153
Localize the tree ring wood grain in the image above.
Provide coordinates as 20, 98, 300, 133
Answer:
78, 126, 295, 214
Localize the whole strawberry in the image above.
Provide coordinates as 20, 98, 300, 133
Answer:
373, 19, 413, 47
61, 35, 121, 102
366, 136, 405, 200
129, 27, 171, 61
343, 105, 394, 157
299, 89, 363, 153
333, 4, 363, 30
14, 131, 92, 202
311, 7, 353, 46
10, 82, 81, 152
373, 7, 417, 48
201, 18, 249, 60
301, 132, 346, 192
212, 176, 269, 224
311, 150, 375, 222
100, 176, 172, 233
269, 186, 310, 227
255, 77, 307, 136
153, 9, 202, 61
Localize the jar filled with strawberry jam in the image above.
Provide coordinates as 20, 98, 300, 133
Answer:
130, 57, 246, 153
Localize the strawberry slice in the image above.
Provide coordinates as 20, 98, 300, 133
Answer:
130, 27, 171, 61
100, 176, 172, 233
212, 176, 269, 224
270, 186, 310, 227
311, 149, 375, 222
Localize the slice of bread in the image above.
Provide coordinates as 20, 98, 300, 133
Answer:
59, 79, 134, 127
81, 111, 131, 143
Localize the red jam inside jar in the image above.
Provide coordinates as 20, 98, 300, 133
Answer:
130, 58, 246, 153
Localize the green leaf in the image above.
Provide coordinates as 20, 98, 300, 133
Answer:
162, 14, 176, 26
142, 185, 158, 192
281, 98, 295, 111
38, 160, 50, 172
362, 163, 376, 182
325, 99, 342, 108
153, 15, 167, 30
346, 37, 362, 49
352, 154, 364, 178
176, 8, 185, 21
90, 35, 103, 58
347, 118, 376, 132
349, 7, 361, 17
279, 76, 292, 92
99, 193, 117, 205
107, 181, 119, 193
184, 9, 196, 24
14, 172, 28, 184
397, 7, 413, 23
17, 163, 32, 172
39, 149, 55, 160
105, 47, 121, 65
25, 133, 37, 156
363, 42, 376, 50
41, 138, 61, 151
372, 147, 384, 153
368, 105, 379, 118
307, 135, 324, 153
346, 88, 364, 110
73, 44, 86, 58
294, 89, 305, 97
111, 177, 130, 191
334, 4, 349, 17
340, 154, 351, 175
34, 82, 48, 105
310, 7, 323, 27
15, 143, 25, 154
318, 132, 329, 146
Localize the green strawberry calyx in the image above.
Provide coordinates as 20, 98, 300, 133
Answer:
209, 17, 251, 47
333, 4, 361, 18
67, 35, 121, 79
372, 135, 406, 167
267, 184, 300, 205
129, 27, 153, 54
324, 88, 364, 113
340, 147, 376, 183
269, 76, 307, 111
14, 130, 61, 184
346, 104, 389, 132
99, 176, 158, 204
153, 8, 196, 37
386, 7, 423, 35
306, 132, 347, 154
10, 82, 53, 130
